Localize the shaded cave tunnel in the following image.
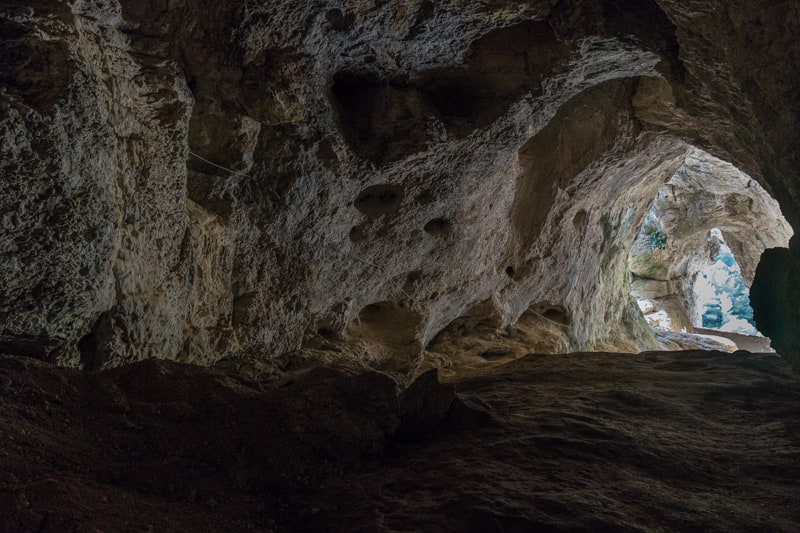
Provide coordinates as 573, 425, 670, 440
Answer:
1, 1, 800, 530
324, 73, 797, 376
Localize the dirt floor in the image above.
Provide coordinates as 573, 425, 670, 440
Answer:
1, 350, 798, 532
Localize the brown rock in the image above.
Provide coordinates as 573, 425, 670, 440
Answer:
0, 1, 798, 369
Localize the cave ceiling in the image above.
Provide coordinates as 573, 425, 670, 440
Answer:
1, 0, 799, 369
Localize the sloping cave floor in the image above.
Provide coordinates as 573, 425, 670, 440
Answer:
1, 350, 799, 532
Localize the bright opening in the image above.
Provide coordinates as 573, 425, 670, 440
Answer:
692, 229, 757, 335
627, 148, 792, 352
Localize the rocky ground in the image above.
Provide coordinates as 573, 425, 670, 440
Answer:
1, 350, 798, 532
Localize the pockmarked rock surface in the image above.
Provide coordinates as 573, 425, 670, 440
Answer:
2, 3, 800, 531
2, 1, 800, 368
0, 351, 798, 531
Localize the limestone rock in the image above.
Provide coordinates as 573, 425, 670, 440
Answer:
1, 1, 799, 368
655, 330, 738, 353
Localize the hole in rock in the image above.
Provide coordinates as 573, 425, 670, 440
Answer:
415, 190, 436, 205
425, 299, 572, 371
530, 302, 570, 326
354, 184, 403, 219
348, 302, 423, 371
573, 209, 588, 231
326, 9, 354, 32
628, 149, 792, 352
423, 218, 452, 235
331, 21, 569, 162
316, 327, 337, 340
420, 20, 570, 137
505, 266, 515, 278
315, 137, 338, 169
406, 270, 423, 284
407, 1, 435, 39
349, 225, 366, 243
424, 78, 484, 120
480, 349, 511, 360
1, 35, 72, 111
403, 270, 424, 294
331, 71, 433, 165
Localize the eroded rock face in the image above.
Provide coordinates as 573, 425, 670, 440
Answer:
1, 2, 193, 367
1, 1, 799, 369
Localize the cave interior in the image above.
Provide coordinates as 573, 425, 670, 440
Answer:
0, 0, 799, 531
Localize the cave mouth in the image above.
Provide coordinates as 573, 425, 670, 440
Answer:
627, 148, 793, 352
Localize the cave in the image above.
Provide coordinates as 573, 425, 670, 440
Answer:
1, 1, 799, 531
627, 148, 792, 352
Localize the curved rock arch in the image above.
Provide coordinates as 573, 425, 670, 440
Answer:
0, 0, 798, 370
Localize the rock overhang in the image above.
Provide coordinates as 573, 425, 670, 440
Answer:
0, 0, 798, 370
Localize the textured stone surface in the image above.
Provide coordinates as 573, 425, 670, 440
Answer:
1, 350, 798, 531
1, 1, 799, 368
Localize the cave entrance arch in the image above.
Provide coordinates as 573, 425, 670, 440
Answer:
627, 148, 792, 352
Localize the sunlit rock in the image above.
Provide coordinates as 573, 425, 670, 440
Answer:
628, 149, 791, 348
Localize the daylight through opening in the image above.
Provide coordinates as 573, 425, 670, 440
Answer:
628, 148, 793, 352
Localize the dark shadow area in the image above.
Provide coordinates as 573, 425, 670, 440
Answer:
353, 184, 404, 219
331, 21, 571, 164
331, 71, 434, 166
1, 351, 797, 531
551, 0, 684, 80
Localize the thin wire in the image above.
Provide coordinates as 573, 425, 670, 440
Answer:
100, 72, 420, 312
105, 83, 565, 339
188, 150, 255, 179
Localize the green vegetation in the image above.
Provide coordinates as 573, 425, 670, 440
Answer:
648, 229, 667, 250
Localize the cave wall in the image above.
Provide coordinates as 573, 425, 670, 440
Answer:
1, 0, 799, 369
1, 1, 194, 367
